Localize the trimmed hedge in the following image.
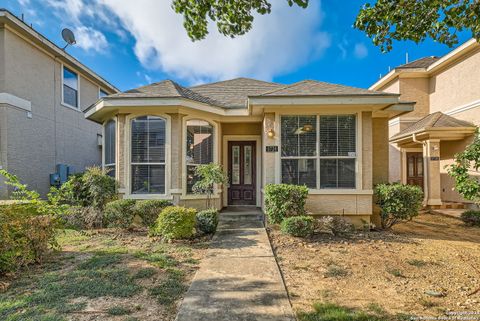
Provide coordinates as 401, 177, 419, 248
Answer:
103, 199, 137, 229
134, 200, 172, 227
196, 208, 219, 234
461, 210, 480, 226
280, 215, 314, 237
264, 184, 309, 224
150, 206, 196, 240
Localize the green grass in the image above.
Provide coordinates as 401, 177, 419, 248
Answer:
298, 302, 408, 321
133, 267, 157, 279
407, 259, 427, 267
106, 306, 132, 316
149, 272, 187, 305
324, 264, 349, 278
134, 251, 178, 268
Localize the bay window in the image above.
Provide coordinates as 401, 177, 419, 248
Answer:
281, 114, 357, 189
104, 119, 116, 177
131, 116, 166, 194
186, 120, 213, 193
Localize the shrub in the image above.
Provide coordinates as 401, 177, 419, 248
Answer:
60, 206, 103, 230
461, 210, 480, 226
51, 166, 117, 210
150, 206, 196, 240
374, 183, 423, 229
316, 216, 355, 235
133, 200, 172, 227
0, 204, 58, 274
196, 208, 219, 234
192, 163, 229, 209
103, 199, 137, 229
280, 215, 314, 237
264, 184, 309, 224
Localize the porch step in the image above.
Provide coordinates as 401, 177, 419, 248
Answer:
220, 207, 264, 222
439, 202, 465, 210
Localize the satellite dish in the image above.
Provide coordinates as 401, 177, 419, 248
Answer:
61, 28, 76, 50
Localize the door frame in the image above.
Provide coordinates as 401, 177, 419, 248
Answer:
223, 135, 261, 207
401, 147, 427, 203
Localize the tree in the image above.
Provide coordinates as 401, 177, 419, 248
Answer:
192, 163, 229, 209
354, 0, 480, 52
172, 0, 309, 41
447, 129, 480, 204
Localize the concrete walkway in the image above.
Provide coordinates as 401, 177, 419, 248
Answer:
175, 207, 295, 321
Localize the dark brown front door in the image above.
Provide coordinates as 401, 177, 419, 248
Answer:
406, 152, 424, 191
228, 141, 256, 205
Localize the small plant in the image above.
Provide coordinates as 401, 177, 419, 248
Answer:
298, 302, 388, 321
103, 199, 137, 229
150, 206, 197, 240
192, 163, 229, 208
460, 210, 480, 226
196, 208, 219, 234
407, 259, 427, 267
264, 184, 309, 224
317, 216, 355, 235
106, 306, 132, 316
61, 206, 103, 230
387, 268, 405, 278
134, 199, 172, 227
280, 215, 314, 237
374, 183, 423, 229
324, 263, 349, 278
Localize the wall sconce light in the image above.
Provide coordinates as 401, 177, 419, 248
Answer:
267, 129, 275, 138
97, 134, 103, 147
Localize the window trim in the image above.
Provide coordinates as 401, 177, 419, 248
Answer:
276, 111, 362, 192
181, 116, 219, 199
102, 118, 116, 177
61, 64, 80, 110
125, 113, 172, 199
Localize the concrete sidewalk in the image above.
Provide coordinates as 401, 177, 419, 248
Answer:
175, 208, 295, 321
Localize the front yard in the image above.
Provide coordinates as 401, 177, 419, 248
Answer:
0, 229, 210, 321
269, 213, 480, 320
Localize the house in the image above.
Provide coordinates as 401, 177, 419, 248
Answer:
370, 39, 480, 208
86, 77, 413, 225
0, 9, 118, 198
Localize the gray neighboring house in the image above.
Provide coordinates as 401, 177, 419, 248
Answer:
0, 9, 118, 198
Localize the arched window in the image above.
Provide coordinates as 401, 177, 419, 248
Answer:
104, 119, 116, 177
131, 116, 166, 194
186, 120, 213, 193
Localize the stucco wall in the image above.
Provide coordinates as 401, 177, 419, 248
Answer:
222, 122, 261, 135
0, 27, 104, 197
399, 77, 430, 118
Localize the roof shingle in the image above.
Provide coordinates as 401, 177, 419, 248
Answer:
396, 56, 440, 69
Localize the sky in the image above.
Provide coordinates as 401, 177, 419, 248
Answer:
4, 0, 472, 91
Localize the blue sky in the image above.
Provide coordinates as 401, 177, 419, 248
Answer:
5, 0, 471, 91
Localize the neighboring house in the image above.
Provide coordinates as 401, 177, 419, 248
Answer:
86, 77, 412, 225
0, 9, 118, 198
370, 39, 480, 208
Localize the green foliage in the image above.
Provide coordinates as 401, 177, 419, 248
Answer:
150, 206, 196, 240
60, 206, 103, 230
51, 166, 117, 210
461, 210, 480, 227
280, 215, 314, 237
374, 183, 423, 229
298, 302, 391, 321
317, 216, 355, 235
103, 199, 137, 229
192, 163, 228, 208
196, 208, 219, 234
355, 0, 480, 53
0, 204, 58, 274
106, 306, 132, 316
172, 0, 309, 41
264, 184, 309, 224
447, 130, 480, 204
133, 199, 172, 227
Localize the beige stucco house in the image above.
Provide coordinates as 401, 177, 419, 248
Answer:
0, 9, 118, 197
86, 78, 413, 225
370, 39, 480, 208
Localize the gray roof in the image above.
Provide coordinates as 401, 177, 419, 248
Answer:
258, 80, 394, 97
396, 56, 440, 69
391, 112, 475, 140
107, 77, 395, 109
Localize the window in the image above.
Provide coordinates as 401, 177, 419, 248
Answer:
281, 115, 356, 189
63, 66, 78, 108
131, 116, 166, 194
99, 89, 109, 98
186, 120, 213, 193
104, 120, 116, 177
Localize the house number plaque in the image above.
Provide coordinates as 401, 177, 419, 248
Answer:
266, 146, 278, 153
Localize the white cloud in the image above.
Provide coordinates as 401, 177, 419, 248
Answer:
97, 0, 330, 83
74, 26, 108, 52
354, 42, 368, 59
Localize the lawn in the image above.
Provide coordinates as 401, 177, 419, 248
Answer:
269, 213, 480, 320
0, 229, 210, 321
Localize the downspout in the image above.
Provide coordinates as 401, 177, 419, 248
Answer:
412, 133, 428, 205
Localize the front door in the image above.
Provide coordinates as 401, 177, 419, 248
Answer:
228, 141, 256, 205
406, 152, 424, 191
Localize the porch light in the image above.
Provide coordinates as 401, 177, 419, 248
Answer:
267, 129, 275, 138
302, 124, 313, 132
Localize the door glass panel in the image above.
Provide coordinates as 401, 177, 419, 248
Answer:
244, 145, 252, 185
408, 157, 415, 177
232, 145, 240, 185
416, 156, 423, 176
